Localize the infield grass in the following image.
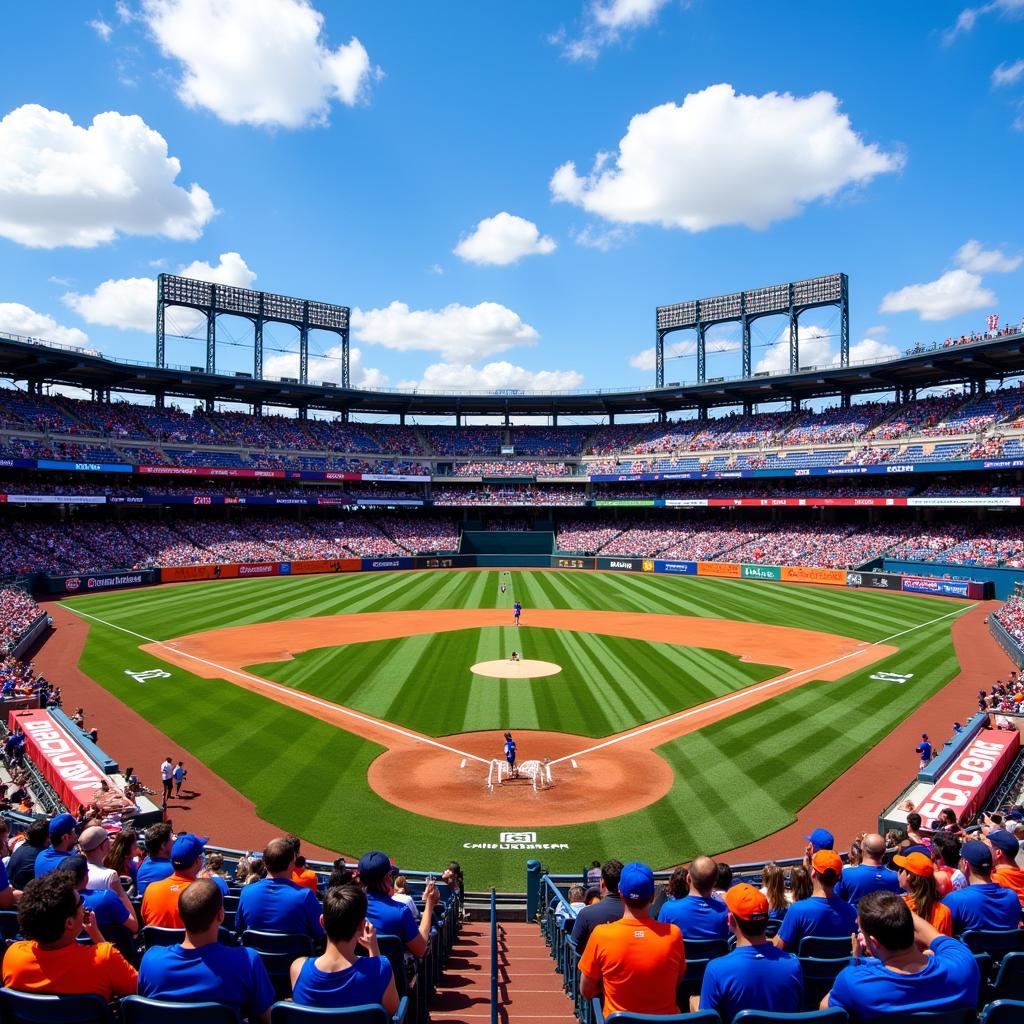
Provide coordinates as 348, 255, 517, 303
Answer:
65, 570, 967, 889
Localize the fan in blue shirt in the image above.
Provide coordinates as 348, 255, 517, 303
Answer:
136, 822, 175, 896
656, 856, 729, 941
236, 838, 324, 938
139, 878, 275, 1024
835, 835, 902, 904
775, 850, 857, 952
825, 890, 979, 1020
291, 883, 399, 1014
942, 839, 1022, 933
700, 884, 802, 1023
359, 850, 438, 958
33, 813, 78, 878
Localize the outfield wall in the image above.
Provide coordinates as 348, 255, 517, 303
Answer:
883, 559, 1024, 600
31, 556, 993, 599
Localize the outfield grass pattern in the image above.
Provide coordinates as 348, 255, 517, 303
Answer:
66, 570, 965, 889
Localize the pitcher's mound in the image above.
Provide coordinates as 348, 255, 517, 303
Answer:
471, 659, 562, 679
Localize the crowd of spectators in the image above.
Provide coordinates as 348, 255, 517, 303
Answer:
448, 461, 573, 477
0, 590, 45, 653
433, 485, 584, 506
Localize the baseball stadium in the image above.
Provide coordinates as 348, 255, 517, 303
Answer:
2, 3, 1024, 1021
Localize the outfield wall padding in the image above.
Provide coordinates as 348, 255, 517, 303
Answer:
460, 531, 554, 556
883, 559, 1001, 598
44, 569, 159, 594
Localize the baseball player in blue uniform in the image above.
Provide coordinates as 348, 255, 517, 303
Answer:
513, 601, 521, 625
504, 732, 518, 777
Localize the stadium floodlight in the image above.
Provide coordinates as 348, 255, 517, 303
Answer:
157, 275, 351, 387
654, 273, 848, 386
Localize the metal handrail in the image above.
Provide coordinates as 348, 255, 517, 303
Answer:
489, 887, 498, 1024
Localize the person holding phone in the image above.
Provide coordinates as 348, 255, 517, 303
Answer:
359, 851, 438, 958
2, 872, 138, 998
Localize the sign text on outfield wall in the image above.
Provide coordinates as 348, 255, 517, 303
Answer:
462, 831, 569, 850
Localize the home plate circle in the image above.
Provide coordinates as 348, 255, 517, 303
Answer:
471, 660, 562, 679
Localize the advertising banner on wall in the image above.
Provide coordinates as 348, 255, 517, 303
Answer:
845, 571, 903, 591
901, 576, 972, 598
9, 709, 108, 812
45, 569, 158, 594
551, 556, 596, 570
653, 560, 698, 575
697, 561, 741, 578
780, 566, 848, 586
361, 557, 415, 572
290, 558, 362, 575
913, 730, 1020, 824
597, 557, 643, 572
741, 564, 781, 581
413, 555, 476, 570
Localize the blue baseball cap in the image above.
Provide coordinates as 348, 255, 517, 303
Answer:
48, 813, 76, 840
961, 840, 993, 869
618, 862, 655, 903
358, 851, 395, 884
805, 828, 834, 851
171, 833, 208, 869
902, 844, 931, 858
988, 829, 1021, 859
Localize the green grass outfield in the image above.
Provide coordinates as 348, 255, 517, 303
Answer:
65, 569, 967, 890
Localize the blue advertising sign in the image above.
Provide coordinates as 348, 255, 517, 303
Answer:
37, 459, 133, 473
361, 557, 414, 571
901, 576, 971, 597
654, 560, 698, 575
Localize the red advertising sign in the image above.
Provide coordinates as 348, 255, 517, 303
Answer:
915, 729, 1020, 824
9, 709, 106, 813
138, 466, 286, 479
706, 497, 910, 508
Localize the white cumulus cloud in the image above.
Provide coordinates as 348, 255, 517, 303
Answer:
557, 0, 671, 61
993, 59, 1024, 86
955, 239, 1022, 274
946, 0, 1024, 41
454, 213, 556, 266
0, 303, 90, 346
399, 361, 583, 393
263, 343, 386, 388
141, 0, 379, 128
628, 337, 739, 371
880, 269, 997, 321
64, 252, 257, 333
0, 104, 214, 248
550, 84, 903, 232
351, 300, 539, 363
755, 325, 900, 374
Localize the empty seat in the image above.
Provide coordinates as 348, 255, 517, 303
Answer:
0, 989, 116, 1023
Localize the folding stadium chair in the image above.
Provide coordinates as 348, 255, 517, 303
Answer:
679, 939, 729, 1001
0, 989, 116, 1023
241, 929, 315, 1001
991, 951, 1024, 1001
961, 928, 1024, 958
590, 997, 721, 1024
797, 956, 851, 1013
120, 996, 241, 1023
269, 997, 409, 1024
733, 1011, 849, 1023
981, 1000, 1024, 1023
142, 925, 186, 948
796, 936, 854, 959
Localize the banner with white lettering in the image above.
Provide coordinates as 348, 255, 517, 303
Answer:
914, 729, 1020, 824
8, 709, 107, 812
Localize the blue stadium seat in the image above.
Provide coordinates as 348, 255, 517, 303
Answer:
991, 951, 1024, 1001
861, 1010, 975, 1023
0, 910, 21, 941
0, 989, 116, 1023
733, 1011, 848, 1023
679, 939, 729, 998
961, 929, 1024, 958
142, 926, 185, 948
796, 937, 853, 959
796, 957, 850, 1013
981, 1000, 1024, 1023
591, 998, 721, 1024
241, 930, 315, 1000
269, 996, 409, 1024
120, 996, 241, 1023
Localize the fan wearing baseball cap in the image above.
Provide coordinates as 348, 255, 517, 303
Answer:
892, 852, 952, 936
578, 862, 685, 1017
823, 892, 980, 1018
774, 851, 857, 951
988, 828, 1024, 909
942, 839, 1022, 933
33, 814, 77, 879
141, 834, 207, 929
698, 884, 801, 1023
358, 851, 439, 958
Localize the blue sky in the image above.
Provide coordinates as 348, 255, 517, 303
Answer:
0, 0, 1022, 405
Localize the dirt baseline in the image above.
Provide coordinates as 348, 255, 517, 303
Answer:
140, 608, 897, 827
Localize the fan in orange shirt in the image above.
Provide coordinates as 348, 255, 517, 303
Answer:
988, 829, 1024, 909
287, 836, 319, 893
579, 862, 685, 1017
893, 852, 952, 936
141, 834, 206, 928
2, 873, 137, 1000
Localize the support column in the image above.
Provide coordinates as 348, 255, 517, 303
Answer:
341, 328, 350, 389
841, 392, 851, 410
299, 304, 309, 385
788, 288, 798, 374
205, 285, 217, 375
254, 316, 263, 379
156, 391, 165, 410
156, 275, 165, 368
839, 274, 850, 367
741, 314, 751, 379
656, 326, 665, 388
697, 322, 707, 384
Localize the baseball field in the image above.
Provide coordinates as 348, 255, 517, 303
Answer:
62, 569, 968, 889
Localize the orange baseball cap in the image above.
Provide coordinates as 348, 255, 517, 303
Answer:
812, 850, 843, 876
724, 882, 769, 921
893, 852, 934, 877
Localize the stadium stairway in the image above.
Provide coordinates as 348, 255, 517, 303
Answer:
431, 921, 575, 1024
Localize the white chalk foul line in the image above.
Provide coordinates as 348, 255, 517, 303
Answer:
68, 608, 491, 766
547, 604, 974, 768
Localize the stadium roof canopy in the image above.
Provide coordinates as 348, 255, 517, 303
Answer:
1, 330, 1023, 420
